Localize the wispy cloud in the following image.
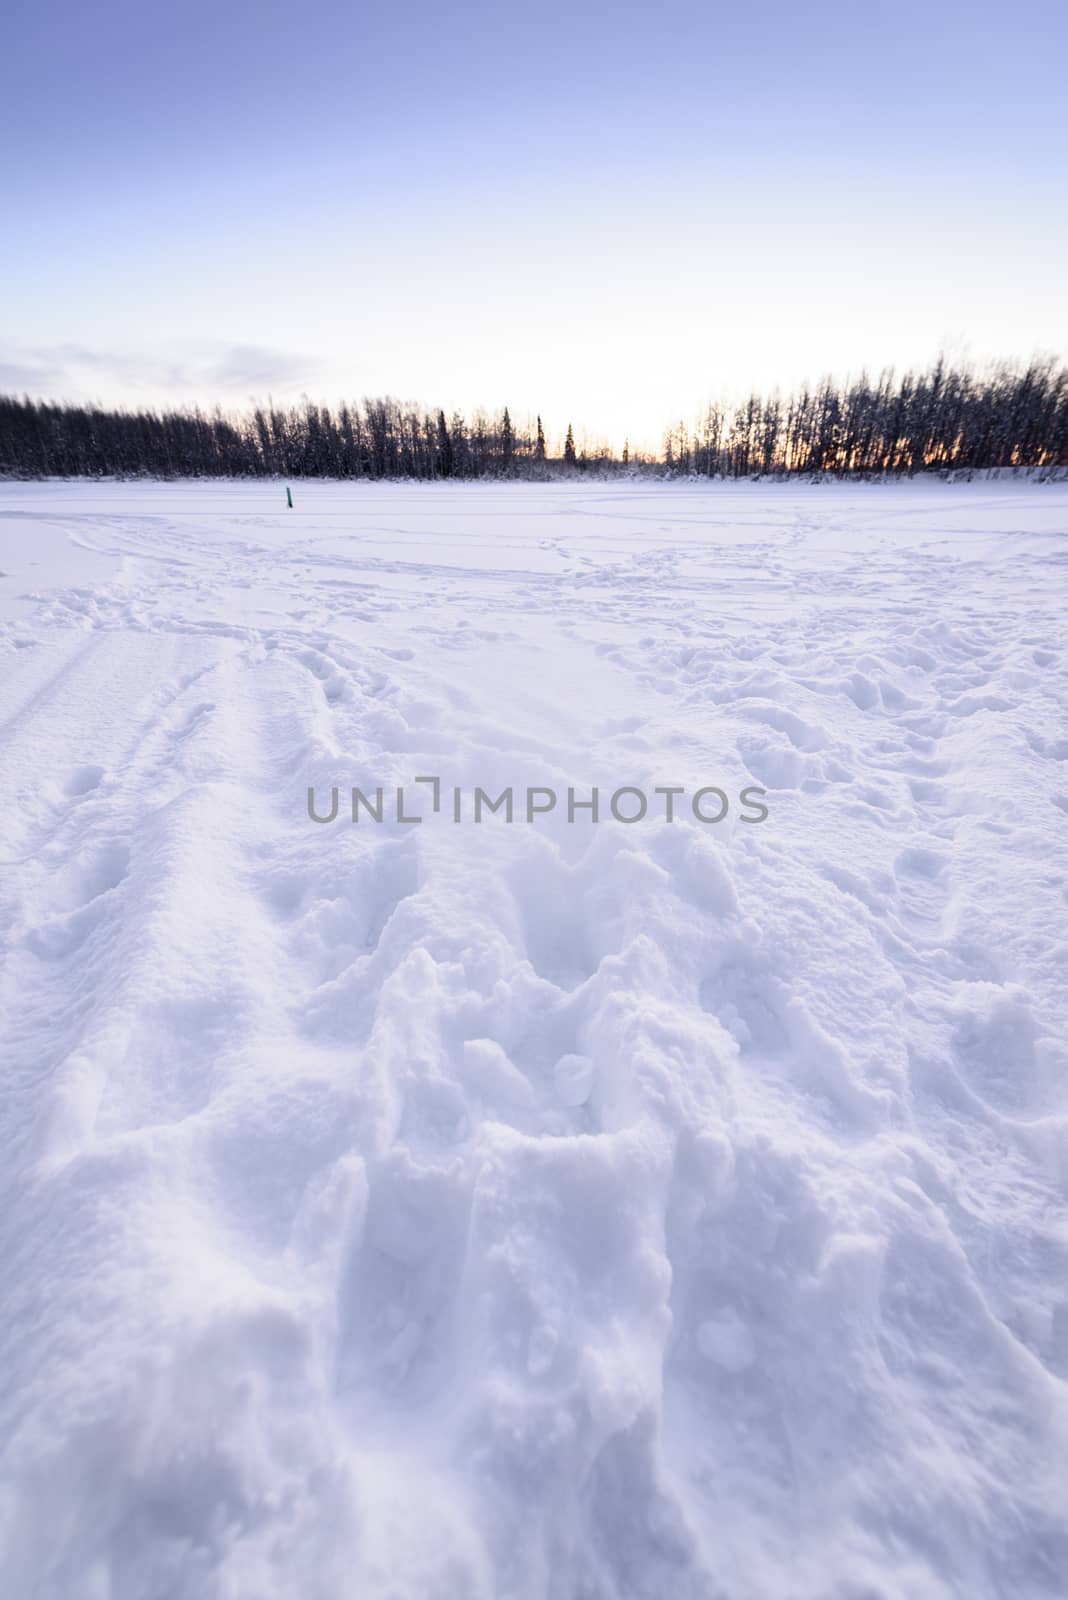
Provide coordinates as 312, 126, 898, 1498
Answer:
202, 344, 322, 391
0, 342, 334, 405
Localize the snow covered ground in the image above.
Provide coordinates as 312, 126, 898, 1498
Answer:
1, 478, 1066, 1600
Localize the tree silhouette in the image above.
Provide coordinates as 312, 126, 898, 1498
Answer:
1, 357, 1064, 481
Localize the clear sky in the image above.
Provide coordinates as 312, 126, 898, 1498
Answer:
4, 0, 1066, 452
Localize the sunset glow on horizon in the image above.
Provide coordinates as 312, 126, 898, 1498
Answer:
4, 0, 1066, 454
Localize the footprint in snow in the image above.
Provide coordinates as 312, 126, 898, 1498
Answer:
64, 764, 105, 798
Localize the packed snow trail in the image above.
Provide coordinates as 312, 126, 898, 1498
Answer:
1, 480, 1066, 1600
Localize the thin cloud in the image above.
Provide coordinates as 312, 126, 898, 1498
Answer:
204, 344, 326, 392
0, 342, 332, 405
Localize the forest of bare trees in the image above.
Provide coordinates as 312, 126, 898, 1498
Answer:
1, 358, 1065, 481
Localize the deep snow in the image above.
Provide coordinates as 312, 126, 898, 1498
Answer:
0, 479, 1066, 1600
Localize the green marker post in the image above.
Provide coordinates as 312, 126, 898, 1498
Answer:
286, 486, 293, 508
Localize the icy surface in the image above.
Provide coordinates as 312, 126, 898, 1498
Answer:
1, 479, 1066, 1599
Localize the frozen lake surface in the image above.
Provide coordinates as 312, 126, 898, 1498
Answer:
1, 478, 1067, 1598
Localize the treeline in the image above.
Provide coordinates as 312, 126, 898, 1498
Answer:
1, 357, 1065, 480
664, 357, 1067, 478
0, 399, 612, 480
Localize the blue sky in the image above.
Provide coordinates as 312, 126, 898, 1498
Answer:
4, 0, 1066, 449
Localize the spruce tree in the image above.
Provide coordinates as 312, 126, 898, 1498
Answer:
535, 415, 546, 461
564, 423, 576, 466
436, 409, 452, 477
